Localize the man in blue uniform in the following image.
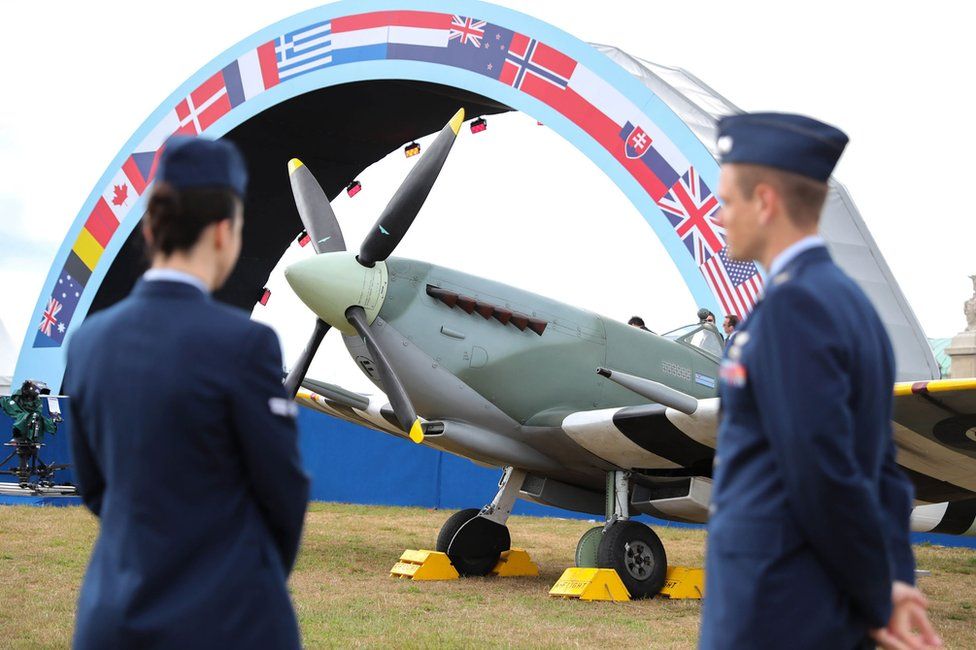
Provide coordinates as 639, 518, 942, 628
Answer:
699, 113, 940, 649
64, 136, 310, 649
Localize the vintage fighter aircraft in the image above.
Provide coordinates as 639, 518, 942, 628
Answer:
280, 108, 976, 598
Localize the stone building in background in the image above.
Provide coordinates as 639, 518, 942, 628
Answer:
945, 275, 976, 378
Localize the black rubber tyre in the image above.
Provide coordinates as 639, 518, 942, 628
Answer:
596, 520, 667, 599
574, 525, 604, 568
435, 508, 511, 576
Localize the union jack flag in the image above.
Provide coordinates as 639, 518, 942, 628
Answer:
449, 15, 486, 47
656, 167, 724, 265
34, 268, 83, 348
701, 247, 764, 318
39, 297, 62, 337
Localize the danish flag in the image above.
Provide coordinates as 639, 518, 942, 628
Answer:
174, 72, 233, 135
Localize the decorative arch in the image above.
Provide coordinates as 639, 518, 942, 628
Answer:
17, 0, 756, 389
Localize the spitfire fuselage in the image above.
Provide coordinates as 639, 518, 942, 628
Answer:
373, 258, 719, 422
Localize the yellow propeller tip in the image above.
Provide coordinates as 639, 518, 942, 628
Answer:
288, 158, 304, 174
408, 419, 425, 444
449, 108, 465, 135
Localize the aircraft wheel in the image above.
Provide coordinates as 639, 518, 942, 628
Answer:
435, 508, 511, 576
597, 520, 667, 599
574, 525, 604, 567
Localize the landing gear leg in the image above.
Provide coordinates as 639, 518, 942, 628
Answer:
575, 470, 668, 598
435, 467, 524, 576
576, 470, 629, 567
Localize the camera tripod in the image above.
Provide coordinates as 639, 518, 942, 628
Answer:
0, 414, 70, 490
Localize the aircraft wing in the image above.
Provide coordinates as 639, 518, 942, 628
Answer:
561, 398, 720, 474
891, 378, 976, 503
295, 377, 410, 440
561, 384, 976, 534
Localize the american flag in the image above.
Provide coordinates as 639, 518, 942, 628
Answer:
656, 167, 724, 265
701, 247, 764, 318
449, 16, 486, 47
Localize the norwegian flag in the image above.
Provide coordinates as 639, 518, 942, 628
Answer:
701, 247, 764, 318
39, 297, 62, 337
499, 34, 576, 92
656, 167, 724, 265
449, 15, 486, 47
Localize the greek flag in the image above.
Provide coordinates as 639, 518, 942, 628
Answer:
275, 21, 333, 81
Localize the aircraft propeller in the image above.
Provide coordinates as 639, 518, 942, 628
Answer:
357, 108, 465, 266
288, 159, 347, 255
281, 108, 466, 444
345, 306, 424, 443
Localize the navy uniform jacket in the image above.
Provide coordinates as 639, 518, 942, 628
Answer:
699, 247, 915, 649
63, 279, 310, 649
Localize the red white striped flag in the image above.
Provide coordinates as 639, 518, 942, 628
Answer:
700, 247, 764, 318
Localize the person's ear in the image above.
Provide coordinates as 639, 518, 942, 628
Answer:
142, 221, 154, 248
212, 218, 231, 250
754, 183, 778, 226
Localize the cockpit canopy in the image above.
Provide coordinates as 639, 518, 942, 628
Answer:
662, 323, 725, 360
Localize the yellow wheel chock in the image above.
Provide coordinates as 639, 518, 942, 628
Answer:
659, 566, 705, 600
491, 548, 539, 577
548, 568, 631, 601
390, 550, 459, 581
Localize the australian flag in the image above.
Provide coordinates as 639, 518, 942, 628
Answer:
33, 268, 83, 348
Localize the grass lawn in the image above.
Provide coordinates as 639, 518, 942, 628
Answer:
1, 502, 974, 648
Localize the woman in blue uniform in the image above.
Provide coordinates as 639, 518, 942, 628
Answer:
64, 136, 310, 649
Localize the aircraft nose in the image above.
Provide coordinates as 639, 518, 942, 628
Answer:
284, 252, 389, 336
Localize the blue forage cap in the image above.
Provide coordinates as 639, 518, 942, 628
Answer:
716, 112, 848, 183
157, 135, 248, 197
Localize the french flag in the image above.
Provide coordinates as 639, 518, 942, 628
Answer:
223, 42, 280, 107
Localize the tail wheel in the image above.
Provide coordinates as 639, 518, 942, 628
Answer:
435, 508, 510, 576
597, 520, 667, 599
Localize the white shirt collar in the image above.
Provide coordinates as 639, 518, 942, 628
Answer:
143, 268, 209, 294
768, 235, 825, 278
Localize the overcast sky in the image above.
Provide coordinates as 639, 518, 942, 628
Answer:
1, 1, 973, 387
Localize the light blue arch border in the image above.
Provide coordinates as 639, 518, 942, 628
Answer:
15, 0, 722, 389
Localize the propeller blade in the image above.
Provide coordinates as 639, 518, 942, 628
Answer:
345, 306, 424, 443
288, 159, 346, 255
283, 319, 331, 398
357, 108, 465, 267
